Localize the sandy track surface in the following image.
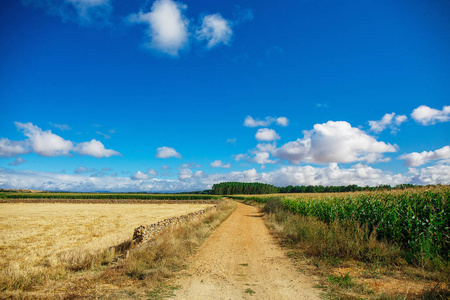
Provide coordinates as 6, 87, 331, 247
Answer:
173, 202, 320, 300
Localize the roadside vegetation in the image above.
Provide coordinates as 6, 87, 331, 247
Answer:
233, 186, 449, 299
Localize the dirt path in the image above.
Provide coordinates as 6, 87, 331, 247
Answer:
173, 202, 321, 300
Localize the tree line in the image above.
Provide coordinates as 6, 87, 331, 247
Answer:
209, 182, 416, 195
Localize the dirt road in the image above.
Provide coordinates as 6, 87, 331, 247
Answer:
173, 202, 321, 299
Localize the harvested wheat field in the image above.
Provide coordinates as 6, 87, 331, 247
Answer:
0, 202, 213, 290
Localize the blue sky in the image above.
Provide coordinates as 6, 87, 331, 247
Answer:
1, 0, 449, 192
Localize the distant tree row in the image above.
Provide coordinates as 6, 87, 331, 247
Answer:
211, 182, 278, 195
208, 182, 416, 195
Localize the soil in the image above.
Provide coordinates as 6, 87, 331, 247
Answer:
173, 202, 321, 299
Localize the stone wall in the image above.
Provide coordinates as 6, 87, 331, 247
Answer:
131, 202, 223, 247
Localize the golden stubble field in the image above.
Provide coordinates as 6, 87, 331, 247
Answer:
0, 202, 213, 288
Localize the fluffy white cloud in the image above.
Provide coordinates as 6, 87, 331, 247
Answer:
253, 152, 276, 165
0, 138, 29, 157
147, 168, 158, 176
75, 139, 121, 158
16, 122, 74, 157
255, 128, 280, 142
1, 122, 120, 159
197, 13, 232, 48
411, 105, 450, 125
408, 163, 450, 185
8, 157, 26, 166
273, 121, 397, 164
398, 145, 450, 167
131, 171, 149, 181
233, 153, 249, 162
128, 0, 189, 56
244, 115, 289, 127
276, 117, 289, 127
156, 146, 182, 158
210, 160, 231, 168
178, 168, 193, 180
368, 113, 407, 133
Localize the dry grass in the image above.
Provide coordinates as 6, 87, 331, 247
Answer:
0, 202, 213, 292
1, 200, 237, 299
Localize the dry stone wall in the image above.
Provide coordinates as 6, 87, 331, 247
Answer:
131, 202, 223, 247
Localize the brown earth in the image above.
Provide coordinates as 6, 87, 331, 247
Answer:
173, 202, 321, 300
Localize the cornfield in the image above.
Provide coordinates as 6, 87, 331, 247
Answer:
230, 186, 450, 264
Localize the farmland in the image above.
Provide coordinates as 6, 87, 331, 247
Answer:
230, 186, 450, 265
0, 202, 214, 291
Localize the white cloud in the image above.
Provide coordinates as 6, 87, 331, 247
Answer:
244, 115, 289, 127
180, 162, 201, 169
233, 153, 249, 162
147, 169, 158, 176
75, 139, 121, 158
161, 165, 171, 170
409, 163, 450, 185
398, 145, 450, 167
8, 157, 26, 166
156, 146, 182, 158
276, 117, 289, 127
368, 113, 407, 133
210, 160, 231, 168
0, 138, 29, 157
128, 0, 189, 56
1, 122, 120, 159
255, 128, 280, 142
22, 0, 111, 25
253, 152, 276, 165
178, 168, 193, 180
394, 115, 407, 126
244, 116, 274, 127
411, 105, 450, 125
273, 121, 397, 164
131, 171, 149, 181
16, 122, 74, 157
197, 13, 232, 48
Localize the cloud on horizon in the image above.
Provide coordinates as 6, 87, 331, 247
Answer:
1, 161, 448, 192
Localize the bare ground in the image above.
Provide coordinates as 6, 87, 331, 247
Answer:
173, 202, 321, 300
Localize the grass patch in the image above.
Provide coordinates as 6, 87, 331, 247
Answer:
239, 263, 248, 267
328, 273, 354, 289
245, 288, 256, 295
